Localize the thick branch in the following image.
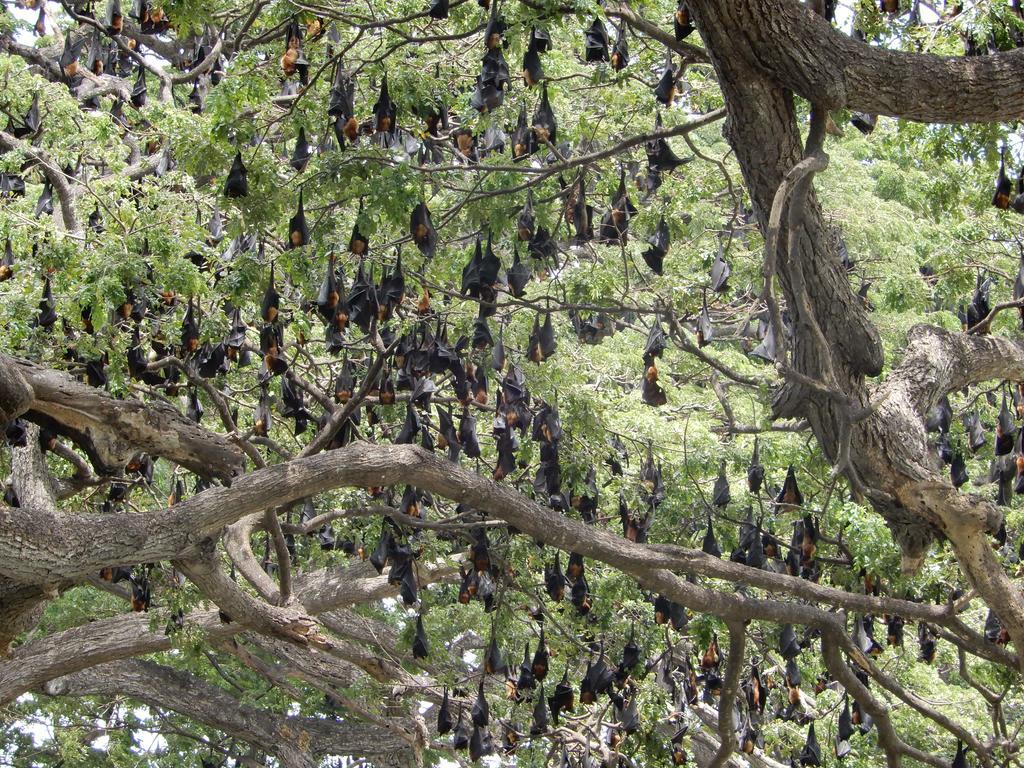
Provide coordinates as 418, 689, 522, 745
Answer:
690, 0, 1024, 123
7, 355, 245, 478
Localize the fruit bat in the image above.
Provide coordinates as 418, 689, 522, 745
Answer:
313, 521, 335, 550
469, 725, 484, 762
462, 239, 485, 296
532, 86, 557, 145
598, 171, 637, 244
11, 94, 40, 139
952, 742, 968, 768
511, 195, 537, 247
506, 247, 531, 297
747, 438, 765, 493
580, 648, 614, 703
59, 31, 84, 78
223, 151, 248, 198
850, 112, 877, 134
646, 112, 689, 172
532, 629, 549, 680
523, 37, 544, 86
712, 461, 731, 507
510, 105, 536, 161
799, 723, 821, 766
696, 297, 713, 346
614, 690, 640, 737
459, 410, 481, 457
548, 670, 574, 723
584, 18, 610, 62
261, 268, 280, 323
34, 182, 52, 219
478, 234, 501, 287
642, 217, 669, 274
739, 516, 766, 567
570, 573, 591, 614
410, 202, 436, 259
674, 3, 694, 39
413, 614, 430, 658
372, 74, 397, 137
288, 191, 309, 249
885, 614, 904, 647
530, 683, 548, 735
130, 66, 147, 108
654, 595, 685, 629
739, 718, 762, 754
698, 515, 721, 557
996, 392, 1017, 455
540, 552, 566, 601
130, 572, 151, 612
369, 521, 397, 575
471, 680, 489, 726
281, 20, 302, 77
502, 726, 518, 755
983, 609, 1002, 644
505, 647, 536, 700
994, 146, 1012, 209
474, 47, 510, 112
779, 624, 801, 659
613, 628, 640, 681
438, 688, 453, 734
290, 127, 311, 172
0, 171, 24, 197
857, 616, 884, 656
527, 313, 556, 363
453, 711, 470, 750
777, 465, 803, 507
298, 497, 319, 529
253, 384, 273, 436
485, 629, 507, 675
484, 1, 506, 49
316, 255, 341, 322
428, 0, 449, 19
529, 226, 557, 261
187, 80, 204, 114
479, 124, 506, 157
1, 240, 17, 282
797, 514, 818, 566
260, 321, 288, 375
963, 411, 986, 452
743, 663, 765, 715
33, 5, 46, 35
567, 177, 595, 244
654, 62, 678, 106
710, 246, 730, 292
184, 387, 204, 422
1013, 167, 1024, 213
834, 696, 853, 758
611, 24, 629, 70
327, 64, 356, 119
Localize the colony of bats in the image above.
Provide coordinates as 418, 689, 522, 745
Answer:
2, 0, 1023, 765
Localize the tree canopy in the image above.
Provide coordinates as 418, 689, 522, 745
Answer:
3, 0, 1024, 766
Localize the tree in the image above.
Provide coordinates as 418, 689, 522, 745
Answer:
1, 0, 1023, 765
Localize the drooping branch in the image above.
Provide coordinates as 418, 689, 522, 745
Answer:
0, 558, 456, 703
43, 659, 418, 768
